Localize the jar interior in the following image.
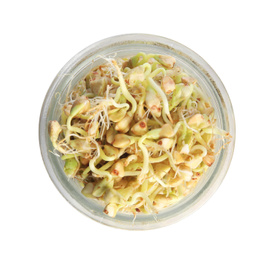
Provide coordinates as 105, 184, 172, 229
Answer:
41, 38, 233, 229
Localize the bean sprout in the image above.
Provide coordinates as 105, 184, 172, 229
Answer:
48, 52, 232, 217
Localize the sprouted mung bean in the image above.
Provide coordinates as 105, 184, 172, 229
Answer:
48, 53, 231, 217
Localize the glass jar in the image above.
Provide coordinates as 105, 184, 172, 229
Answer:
39, 34, 235, 230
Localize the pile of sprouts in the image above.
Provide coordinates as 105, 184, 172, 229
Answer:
48, 52, 231, 218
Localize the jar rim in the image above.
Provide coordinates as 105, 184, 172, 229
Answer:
39, 34, 235, 230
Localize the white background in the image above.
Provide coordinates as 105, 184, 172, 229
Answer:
1, 1, 275, 259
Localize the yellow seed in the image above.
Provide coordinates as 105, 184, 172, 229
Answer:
178, 164, 193, 182
146, 88, 161, 118
80, 157, 90, 166
48, 121, 62, 146
154, 55, 176, 68
115, 113, 133, 133
185, 179, 196, 189
111, 160, 125, 177
153, 194, 177, 209
134, 104, 146, 122
103, 145, 119, 159
181, 76, 197, 86
167, 170, 185, 187
131, 119, 148, 136
112, 134, 131, 148
108, 107, 127, 122
103, 203, 119, 218
179, 164, 192, 172
150, 105, 162, 118
63, 104, 72, 116
157, 138, 174, 150
106, 126, 116, 144
173, 151, 185, 164
188, 114, 205, 127
185, 156, 203, 169
153, 163, 171, 179
203, 151, 215, 166
168, 176, 184, 187
114, 178, 129, 189
125, 66, 145, 85
159, 124, 174, 138
161, 76, 175, 94
180, 144, 190, 154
